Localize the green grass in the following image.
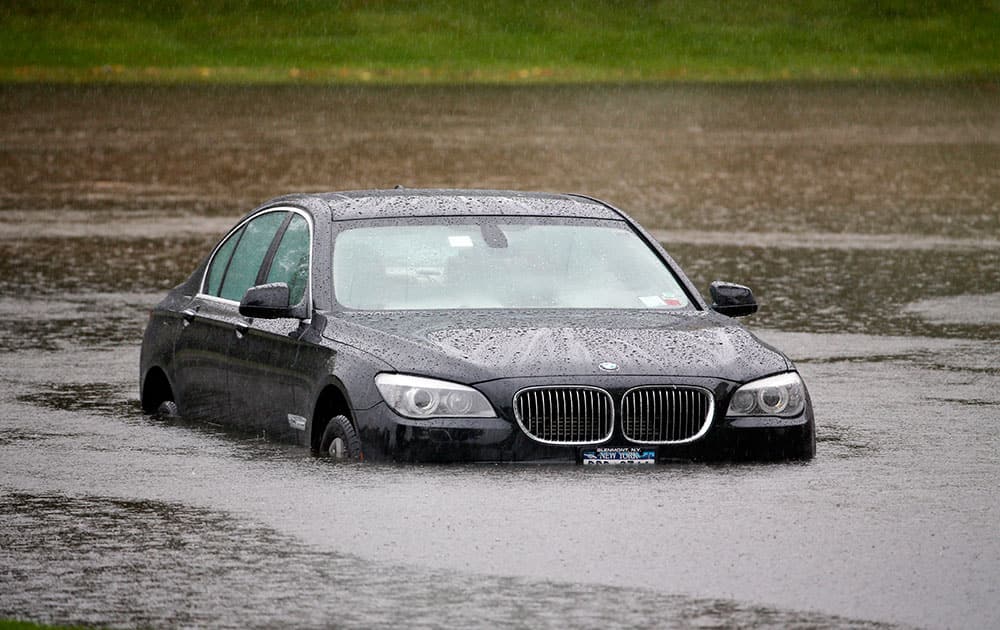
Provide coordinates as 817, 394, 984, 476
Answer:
1, 0, 999, 83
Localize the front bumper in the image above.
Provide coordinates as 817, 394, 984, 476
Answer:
352, 374, 814, 463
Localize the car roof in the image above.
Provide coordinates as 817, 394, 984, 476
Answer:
268, 189, 626, 222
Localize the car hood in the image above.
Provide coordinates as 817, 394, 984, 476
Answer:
325, 309, 790, 385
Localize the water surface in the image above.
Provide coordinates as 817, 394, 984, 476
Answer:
1, 83, 998, 629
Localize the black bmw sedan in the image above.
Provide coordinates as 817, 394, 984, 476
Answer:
140, 189, 815, 463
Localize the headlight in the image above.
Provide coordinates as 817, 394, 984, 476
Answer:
375, 374, 496, 419
726, 372, 806, 418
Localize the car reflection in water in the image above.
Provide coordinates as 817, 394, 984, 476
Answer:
140, 189, 815, 463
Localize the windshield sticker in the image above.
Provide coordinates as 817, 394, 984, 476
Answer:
448, 235, 474, 248
661, 293, 687, 307
639, 294, 688, 308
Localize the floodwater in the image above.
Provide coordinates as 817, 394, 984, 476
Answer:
1, 84, 998, 629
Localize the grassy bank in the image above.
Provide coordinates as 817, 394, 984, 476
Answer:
2, 1, 999, 83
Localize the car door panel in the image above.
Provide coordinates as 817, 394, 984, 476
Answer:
229, 318, 316, 439
228, 212, 317, 438
171, 297, 239, 422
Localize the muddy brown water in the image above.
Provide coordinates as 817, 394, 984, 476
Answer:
1, 84, 998, 629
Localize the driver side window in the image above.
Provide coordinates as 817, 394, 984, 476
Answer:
265, 213, 310, 306
204, 211, 287, 301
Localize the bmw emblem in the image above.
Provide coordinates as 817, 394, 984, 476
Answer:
599, 362, 619, 372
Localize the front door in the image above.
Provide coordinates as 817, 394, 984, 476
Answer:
228, 211, 317, 438
187, 208, 289, 430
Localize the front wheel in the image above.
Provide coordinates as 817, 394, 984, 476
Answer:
318, 415, 363, 462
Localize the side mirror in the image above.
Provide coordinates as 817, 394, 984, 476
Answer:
709, 281, 759, 317
239, 282, 305, 319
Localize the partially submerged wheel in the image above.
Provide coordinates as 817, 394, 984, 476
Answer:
318, 415, 363, 462
155, 400, 179, 419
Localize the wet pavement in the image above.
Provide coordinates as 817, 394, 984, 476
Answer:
1, 83, 998, 628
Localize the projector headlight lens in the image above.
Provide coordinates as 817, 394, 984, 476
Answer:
726, 372, 806, 418
375, 374, 496, 419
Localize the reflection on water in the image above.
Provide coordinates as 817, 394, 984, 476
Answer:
17, 382, 136, 417
0, 490, 893, 630
903, 292, 1000, 326
0, 234, 994, 351
0, 293, 162, 352
0, 235, 214, 296
670, 242, 1000, 339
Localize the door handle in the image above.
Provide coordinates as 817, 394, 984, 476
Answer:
181, 309, 197, 323
235, 321, 250, 336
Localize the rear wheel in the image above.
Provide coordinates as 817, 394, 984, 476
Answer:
318, 415, 363, 462
155, 400, 179, 419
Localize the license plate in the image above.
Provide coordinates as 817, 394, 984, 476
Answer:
582, 447, 656, 465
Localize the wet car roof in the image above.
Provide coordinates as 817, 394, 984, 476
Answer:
312, 189, 625, 221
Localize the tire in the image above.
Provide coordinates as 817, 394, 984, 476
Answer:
318, 415, 363, 461
155, 400, 179, 419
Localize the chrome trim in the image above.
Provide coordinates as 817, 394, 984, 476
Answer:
620, 385, 715, 444
513, 385, 614, 446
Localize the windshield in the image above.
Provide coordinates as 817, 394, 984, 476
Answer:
332, 219, 693, 311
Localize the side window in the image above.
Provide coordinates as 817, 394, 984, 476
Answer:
265, 214, 310, 305
218, 211, 287, 301
204, 226, 244, 296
